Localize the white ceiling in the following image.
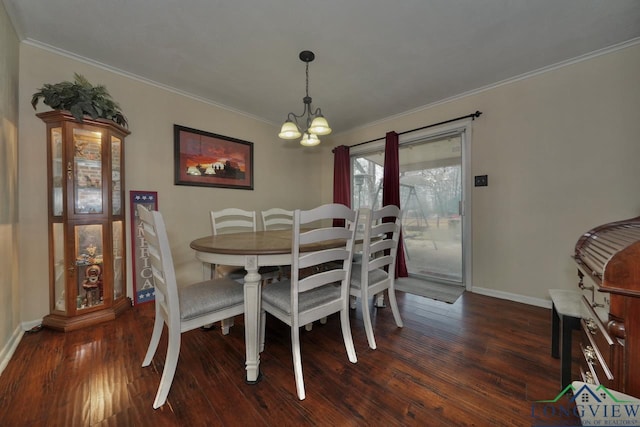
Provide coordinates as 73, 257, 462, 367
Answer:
5, 0, 640, 134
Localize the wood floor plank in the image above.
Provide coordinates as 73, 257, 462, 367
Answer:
0, 291, 581, 426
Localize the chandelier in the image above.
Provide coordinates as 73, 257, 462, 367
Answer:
278, 50, 332, 146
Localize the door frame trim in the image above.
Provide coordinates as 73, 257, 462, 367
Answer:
397, 120, 473, 291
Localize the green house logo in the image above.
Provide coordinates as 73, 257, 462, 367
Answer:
538, 383, 635, 404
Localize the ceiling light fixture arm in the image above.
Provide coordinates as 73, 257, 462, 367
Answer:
285, 102, 326, 133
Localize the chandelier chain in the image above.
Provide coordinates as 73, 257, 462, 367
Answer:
305, 62, 309, 100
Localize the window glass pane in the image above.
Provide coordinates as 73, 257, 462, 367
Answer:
351, 153, 384, 209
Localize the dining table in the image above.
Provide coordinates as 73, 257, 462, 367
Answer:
189, 229, 348, 384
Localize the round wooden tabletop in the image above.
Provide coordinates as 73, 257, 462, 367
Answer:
190, 230, 292, 255
190, 229, 347, 255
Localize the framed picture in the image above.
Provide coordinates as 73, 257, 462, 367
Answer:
130, 191, 158, 305
174, 125, 254, 190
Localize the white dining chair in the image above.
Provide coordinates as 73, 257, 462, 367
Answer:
137, 205, 245, 409
210, 208, 257, 279
260, 203, 359, 400
261, 207, 294, 283
349, 205, 404, 350
207, 208, 280, 333
209, 207, 280, 281
261, 208, 293, 230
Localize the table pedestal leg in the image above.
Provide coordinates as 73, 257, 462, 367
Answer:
202, 261, 213, 281
244, 256, 262, 384
375, 292, 386, 308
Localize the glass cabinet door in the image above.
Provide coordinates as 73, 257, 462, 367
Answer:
112, 220, 124, 299
51, 127, 64, 216
52, 222, 66, 313
73, 128, 103, 215
74, 223, 105, 309
111, 136, 122, 215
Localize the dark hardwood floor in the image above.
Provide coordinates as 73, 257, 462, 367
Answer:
0, 291, 581, 426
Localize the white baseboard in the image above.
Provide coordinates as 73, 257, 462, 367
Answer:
22, 319, 42, 331
471, 286, 552, 309
0, 319, 44, 376
0, 326, 25, 376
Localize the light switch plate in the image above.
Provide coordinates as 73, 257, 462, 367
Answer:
474, 175, 488, 187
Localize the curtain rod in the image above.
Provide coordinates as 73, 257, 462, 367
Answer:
341, 110, 482, 151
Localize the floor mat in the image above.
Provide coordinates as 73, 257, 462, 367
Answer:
395, 277, 464, 304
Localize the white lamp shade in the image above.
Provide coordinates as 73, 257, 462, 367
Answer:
300, 133, 321, 146
308, 116, 332, 135
278, 121, 302, 139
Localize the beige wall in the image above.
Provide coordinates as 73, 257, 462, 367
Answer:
0, 2, 20, 370
329, 43, 640, 304
10, 29, 640, 329
18, 44, 328, 323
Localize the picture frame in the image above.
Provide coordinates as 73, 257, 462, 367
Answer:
174, 124, 254, 190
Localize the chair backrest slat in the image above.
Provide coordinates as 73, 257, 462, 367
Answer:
370, 239, 395, 255
211, 208, 257, 235
299, 247, 349, 269
300, 227, 353, 245
261, 208, 293, 230
299, 269, 346, 293
369, 255, 393, 271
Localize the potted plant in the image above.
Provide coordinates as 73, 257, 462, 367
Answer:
31, 73, 128, 127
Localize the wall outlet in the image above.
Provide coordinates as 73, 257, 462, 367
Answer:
474, 175, 488, 187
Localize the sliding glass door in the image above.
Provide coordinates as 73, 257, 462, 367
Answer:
351, 127, 468, 287
398, 135, 462, 283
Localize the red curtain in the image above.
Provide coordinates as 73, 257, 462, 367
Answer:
333, 145, 351, 226
382, 131, 408, 278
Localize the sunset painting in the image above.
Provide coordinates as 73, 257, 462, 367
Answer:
174, 125, 253, 190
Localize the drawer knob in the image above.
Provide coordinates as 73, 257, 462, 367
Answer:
584, 371, 595, 384
586, 318, 597, 334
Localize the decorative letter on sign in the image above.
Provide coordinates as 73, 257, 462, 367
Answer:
130, 191, 158, 305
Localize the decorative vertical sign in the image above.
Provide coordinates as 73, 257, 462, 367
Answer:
130, 191, 158, 305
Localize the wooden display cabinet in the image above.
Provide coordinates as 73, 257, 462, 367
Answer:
38, 110, 131, 331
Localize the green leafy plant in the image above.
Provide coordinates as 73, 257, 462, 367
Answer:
31, 73, 128, 127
